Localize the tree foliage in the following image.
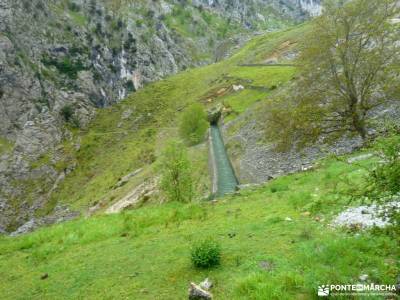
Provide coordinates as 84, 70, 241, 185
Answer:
179, 103, 208, 146
160, 140, 193, 203
367, 133, 400, 197
267, 0, 400, 150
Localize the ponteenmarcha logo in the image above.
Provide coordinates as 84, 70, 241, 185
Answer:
317, 283, 397, 297
318, 285, 330, 297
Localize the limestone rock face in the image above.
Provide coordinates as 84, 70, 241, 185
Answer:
223, 101, 400, 185
192, 0, 322, 25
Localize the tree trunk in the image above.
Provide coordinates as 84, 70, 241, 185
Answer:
351, 110, 367, 140
349, 96, 367, 140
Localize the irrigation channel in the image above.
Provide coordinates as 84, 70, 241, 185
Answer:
209, 124, 238, 197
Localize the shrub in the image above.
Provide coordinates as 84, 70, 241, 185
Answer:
371, 199, 400, 240
68, 2, 81, 12
42, 56, 85, 79
135, 19, 143, 27
60, 105, 80, 128
179, 103, 208, 146
60, 105, 74, 122
160, 140, 193, 203
367, 134, 400, 197
191, 238, 221, 268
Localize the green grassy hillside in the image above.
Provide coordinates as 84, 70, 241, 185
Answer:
1, 150, 398, 299
41, 25, 309, 215
3, 23, 397, 299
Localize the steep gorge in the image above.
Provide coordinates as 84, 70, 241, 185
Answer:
0, 0, 321, 233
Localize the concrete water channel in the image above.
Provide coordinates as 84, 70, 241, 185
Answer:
209, 124, 238, 197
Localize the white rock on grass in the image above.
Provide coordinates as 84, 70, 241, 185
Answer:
200, 278, 213, 290
232, 85, 244, 92
332, 201, 400, 229
188, 283, 212, 300
347, 153, 374, 164
359, 274, 369, 281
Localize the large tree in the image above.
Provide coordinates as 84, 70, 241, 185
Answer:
267, 0, 400, 150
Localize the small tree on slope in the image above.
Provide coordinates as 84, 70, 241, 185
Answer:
267, 0, 400, 150
160, 140, 193, 203
179, 103, 208, 146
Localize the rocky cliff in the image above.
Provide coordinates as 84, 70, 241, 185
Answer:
0, 0, 320, 233
193, 0, 321, 21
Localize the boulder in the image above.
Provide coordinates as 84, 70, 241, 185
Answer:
200, 278, 213, 290
106, 177, 159, 214
359, 274, 368, 281
332, 200, 400, 229
113, 168, 143, 189
347, 153, 374, 164
188, 283, 212, 300
232, 84, 244, 92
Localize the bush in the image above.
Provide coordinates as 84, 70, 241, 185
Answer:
160, 140, 193, 203
60, 105, 80, 128
68, 2, 81, 12
191, 238, 221, 269
367, 134, 400, 197
60, 105, 74, 122
42, 56, 85, 79
179, 103, 208, 146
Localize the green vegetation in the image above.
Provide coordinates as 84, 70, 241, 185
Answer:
42, 56, 85, 80
0, 137, 13, 155
69, 10, 87, 27
160, 140, 193, 203
228, 66, 296, 87
0, 150, 398, 299
60, 105, 74, 122
48, 24, 308, 213
2, 3, 400, 299
266, 0, 400, 149
30, 153, 52, 170
179, 103, 208, 146
366, 133, 400, 197
223, 89, 264, 121
165, 5, 242, 41
191, 238, 221, 269
222, 66, 296, 121
60, 105, 80, 128
160, 2, 295, 62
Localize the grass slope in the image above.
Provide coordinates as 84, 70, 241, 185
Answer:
0, 137, 13, 156
44, 24, 309, 214
0, 151, 398, 299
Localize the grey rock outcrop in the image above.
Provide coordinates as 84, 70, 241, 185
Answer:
106, 177, 159, 214
188, 282, 213, 300
10, 205, 80, 236
332, 200, 400, 229
223, 100, 400, 184
192, 0, 321, 26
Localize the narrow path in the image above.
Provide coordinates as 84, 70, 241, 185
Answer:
238, 63, 297, 67
210, 124, 238, 197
